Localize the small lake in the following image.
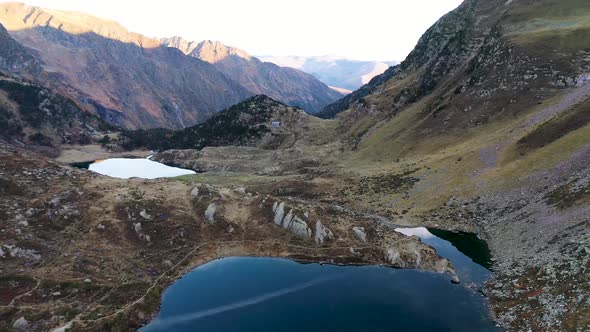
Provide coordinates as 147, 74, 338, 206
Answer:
72, 158, 196, 179
142, 228, 498, 332
395, 227, 492, 285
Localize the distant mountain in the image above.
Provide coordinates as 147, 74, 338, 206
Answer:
258, 55, 398, 91
0, 2, 254, 129
161, 38, 343, 114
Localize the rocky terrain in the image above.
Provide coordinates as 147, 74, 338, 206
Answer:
1, 0, 589, 331
135, 0, 590, 330
0, 143, 457, 332
161, 39, 343, 114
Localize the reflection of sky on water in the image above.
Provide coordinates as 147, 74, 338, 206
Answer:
88, 158, 195, 179
141, 257, 500, 332
395, 227, 492, 285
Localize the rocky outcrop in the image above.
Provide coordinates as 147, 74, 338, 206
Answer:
314, 221, 334, 244
384, 240, 459, 283
272, 201, 312, 238
0, 245, 41, 261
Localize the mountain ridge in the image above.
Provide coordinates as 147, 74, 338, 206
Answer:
161, 37, 343, 114
0, 2, 253, 129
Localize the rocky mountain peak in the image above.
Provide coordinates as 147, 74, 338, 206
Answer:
159, 36, 200, 54
0, 2, 160, 48
192, 40, 252, 63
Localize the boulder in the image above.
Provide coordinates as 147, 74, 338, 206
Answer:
205, 203, 217, 223
13, 317, 29, 332
190, 187, 199, 197
140, 209, 152, 220
353, 226, 367, 243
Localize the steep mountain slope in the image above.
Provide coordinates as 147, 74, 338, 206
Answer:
259, 55, 397, 91
0, 2, 252, 129
0, 25, 110, 153
323, 0, 589, 121
0, 23, 42, 76
315, 0, 590, 330
161, 39, 343, 114
0, 72, 111, 154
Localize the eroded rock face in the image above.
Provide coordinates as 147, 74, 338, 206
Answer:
273, 202, 285, 226
289, 217, 313, 238
272, 201, 312, 238
315, 221, 334, 244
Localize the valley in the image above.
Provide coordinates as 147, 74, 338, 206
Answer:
0, 0, 589, 331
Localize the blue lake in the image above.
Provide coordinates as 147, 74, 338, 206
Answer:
141, 228, 499, 332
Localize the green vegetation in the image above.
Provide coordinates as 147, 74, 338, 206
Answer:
340, 171, 419, 197
518, 99, 590, 151
505, 0, 590, 49
0, 105, 23, 138
120, 95, 283, 151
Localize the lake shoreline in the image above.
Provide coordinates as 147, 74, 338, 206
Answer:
139, 253, 500, 332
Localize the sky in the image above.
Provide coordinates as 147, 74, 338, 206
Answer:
20, 0, 464, 61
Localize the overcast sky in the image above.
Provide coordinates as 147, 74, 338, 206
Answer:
20, 0, 464, 61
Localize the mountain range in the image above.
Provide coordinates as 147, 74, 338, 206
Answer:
0, 2, 341, 129
0, 0, 589, 331
259, 55, 397, 92
160, 38, 343, 114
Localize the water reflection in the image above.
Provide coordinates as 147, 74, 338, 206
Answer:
395, 227, 491, 285
86, 158, 196, 179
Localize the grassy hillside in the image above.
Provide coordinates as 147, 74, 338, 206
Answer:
313, 0, 590, 330
0, 73, 112, 150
